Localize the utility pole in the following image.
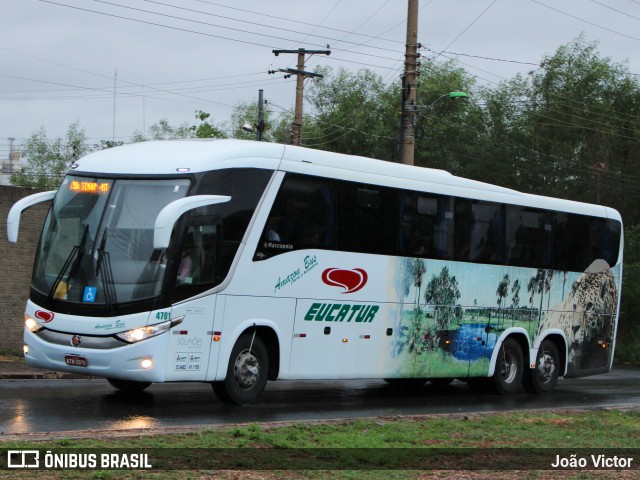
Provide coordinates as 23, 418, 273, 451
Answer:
7, 137, 15, 174
112, 69, 117, 143
270, 48, 330, 146
400, 0, 420, 165
257, 89, 265, 141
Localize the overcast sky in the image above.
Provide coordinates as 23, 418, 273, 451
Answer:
1, 0, 639, 157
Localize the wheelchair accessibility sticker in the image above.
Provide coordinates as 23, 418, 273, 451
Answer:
83, 287, 97, 303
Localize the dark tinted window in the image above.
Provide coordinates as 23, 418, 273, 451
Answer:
171, 168, 272, 301
506, 206, 553, 268
254, 174, 621, 271
400, 192, 454, 260
455, 200, 504, 263
553, 213, 621, 272
337, 183, 397, 255
255, 174, 336, 260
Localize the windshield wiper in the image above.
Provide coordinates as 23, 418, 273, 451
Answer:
48, 225, 90, 300
49, 245, 79, 300
97, 228, 117, 309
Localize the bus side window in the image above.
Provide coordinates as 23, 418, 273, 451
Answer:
555, 213, 589, 272
337, 183, 397, 255
456, 200, 504, 264
506, 206, 552, 268
399, 192, 453, 260
255, 174, 336, 260
176, 226, 206, 285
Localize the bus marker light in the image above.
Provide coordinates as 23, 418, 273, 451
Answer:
360, 335, 371, 339
23, 345, 29, 355
294, 333, 306, 338
141, 358, 153, 369
444, 339, 451, 345
531, 363, 535, 368
213, 335, 221, 342
342, 338, 349, 343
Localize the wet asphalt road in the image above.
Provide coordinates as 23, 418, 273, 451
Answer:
1, 365, 639, 436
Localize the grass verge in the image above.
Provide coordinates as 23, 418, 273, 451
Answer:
1, 409, 639, 479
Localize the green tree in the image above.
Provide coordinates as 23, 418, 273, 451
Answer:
413, 61, 484, 176
131, 118, 191, 142
411, 258, 426, 310
496, 274, 510, 325
527, 269, 554, 321
191, 110, 226, 139
228, 101, 290, 143
524, 36, 640, 221
11, 122, 89, 189
424, 266, 461, 333
305, 66, 398, 159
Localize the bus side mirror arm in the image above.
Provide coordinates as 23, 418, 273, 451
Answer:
153, 195, 231, 249
7, 190, 57, 243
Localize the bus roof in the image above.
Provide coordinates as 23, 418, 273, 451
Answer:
71, 139, 620, 222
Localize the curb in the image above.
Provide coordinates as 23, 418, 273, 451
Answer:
0, 361, 90, 380
0, 371, 89, 380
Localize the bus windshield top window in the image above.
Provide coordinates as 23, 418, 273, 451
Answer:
32, 177, 191, 305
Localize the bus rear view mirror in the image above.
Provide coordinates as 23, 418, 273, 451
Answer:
153, 195, 231, 249
6, 190, 57, 243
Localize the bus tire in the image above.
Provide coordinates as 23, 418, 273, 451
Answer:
212, 333, 269, 405
523, 339, 560, 394
107, 378, 151, 392
492, 337, 523, 395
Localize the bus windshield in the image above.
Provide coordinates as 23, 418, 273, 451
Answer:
32, 176, 191, 305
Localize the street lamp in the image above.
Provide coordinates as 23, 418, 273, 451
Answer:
402, 91, 468, 165
420, 91, 469, 113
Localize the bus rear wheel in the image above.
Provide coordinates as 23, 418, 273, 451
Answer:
523, 339, 560, 394
212, 333, 269, 405
492, 338, 523, 395
107, 378, 151, 392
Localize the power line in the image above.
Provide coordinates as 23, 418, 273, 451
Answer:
426, 48, 540, 67
530, 0, 640, 43
432, 0, 499, 61
588, 0, 640, 23
190, 0, 405, 47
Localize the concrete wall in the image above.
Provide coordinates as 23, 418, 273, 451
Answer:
0, 186, 49, 353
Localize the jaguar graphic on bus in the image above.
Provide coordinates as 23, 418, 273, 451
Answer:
7, 139, 622, 404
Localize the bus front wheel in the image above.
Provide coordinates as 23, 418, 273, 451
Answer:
212, 333, 269, 405
523, 339, 560, 394
492, 338, 523, 395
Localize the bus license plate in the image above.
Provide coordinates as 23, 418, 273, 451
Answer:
64, 355, 88, 367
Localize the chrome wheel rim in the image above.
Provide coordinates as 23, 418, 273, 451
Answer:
536, 351, 556, 384
234, 349, 259, 389
501, 351, 518, 384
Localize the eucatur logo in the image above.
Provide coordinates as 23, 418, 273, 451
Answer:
321, 268, 368, 294
35, 310, 54, 323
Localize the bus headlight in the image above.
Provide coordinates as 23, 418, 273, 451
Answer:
116, 321, 171, 343
25, 315, 44, 333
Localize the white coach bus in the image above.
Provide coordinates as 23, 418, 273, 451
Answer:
7, 140, 622, 404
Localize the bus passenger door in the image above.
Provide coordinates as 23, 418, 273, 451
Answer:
165, 295, 216, 381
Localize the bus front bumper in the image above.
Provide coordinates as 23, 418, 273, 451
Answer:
23, 328, 168, 383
